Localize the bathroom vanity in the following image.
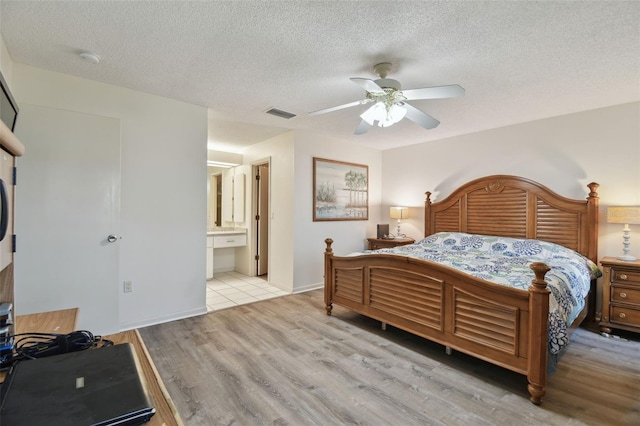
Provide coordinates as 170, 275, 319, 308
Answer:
206, 228, 247, 278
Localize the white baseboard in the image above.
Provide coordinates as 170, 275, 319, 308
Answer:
293, 281, 323, 294
119, 306, 207, 332
213, 267, 235, 274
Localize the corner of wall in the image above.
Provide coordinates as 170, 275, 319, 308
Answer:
0, 35, 14, 85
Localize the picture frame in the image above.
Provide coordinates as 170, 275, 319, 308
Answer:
313, 157, 368, 221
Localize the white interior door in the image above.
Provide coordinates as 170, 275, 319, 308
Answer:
14, 104, 121, 334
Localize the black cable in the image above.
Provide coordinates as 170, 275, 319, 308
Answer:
0, 330, 113, 371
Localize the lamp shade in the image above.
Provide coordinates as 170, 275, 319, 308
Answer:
360, 102, 386, 126
390, 206, 409, 219
379, 104, 407, 128
607, 206, 640, 224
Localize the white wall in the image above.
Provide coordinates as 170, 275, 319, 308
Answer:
243, 132, 295, 291
235, 130, 383, 294
11, 64, 208, 332
382, 102, 640, 261
292, 130, 383, 292
0, 37, 13, 84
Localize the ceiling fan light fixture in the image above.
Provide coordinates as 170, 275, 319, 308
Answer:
361, 101, 407, 128
387, 103, 407, 123
360, 101, 386, 126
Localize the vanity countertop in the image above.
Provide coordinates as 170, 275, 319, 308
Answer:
207, 227, 247, 236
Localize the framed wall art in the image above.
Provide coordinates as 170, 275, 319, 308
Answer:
313, 157, 368, 221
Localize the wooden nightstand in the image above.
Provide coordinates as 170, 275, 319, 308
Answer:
367, 237, 415, 250
600, 257, 640, 334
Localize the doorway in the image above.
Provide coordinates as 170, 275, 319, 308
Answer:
254, 161, 269, 277
205, 159, 282, 313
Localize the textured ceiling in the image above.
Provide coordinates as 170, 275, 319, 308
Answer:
1, 1, 639, 152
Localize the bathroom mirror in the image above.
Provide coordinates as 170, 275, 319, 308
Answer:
208, 172, 222, 228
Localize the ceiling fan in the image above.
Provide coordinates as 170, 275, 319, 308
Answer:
309, 62, 464, 135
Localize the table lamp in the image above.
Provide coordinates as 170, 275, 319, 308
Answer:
390, 206, 409, 239
607, 206, 640, 261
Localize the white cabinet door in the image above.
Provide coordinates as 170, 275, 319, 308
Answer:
221, 169, 233, 223
233, 173, 245, 221
221, 168, 246, 223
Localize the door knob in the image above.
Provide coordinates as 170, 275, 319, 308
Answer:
107, 234, 121, 243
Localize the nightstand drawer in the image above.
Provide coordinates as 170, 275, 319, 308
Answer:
610, 306, 640, 327
612, 286, 640, 305
611, 268, 640, 285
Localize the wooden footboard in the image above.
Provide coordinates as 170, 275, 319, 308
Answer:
323, 238, 551, 404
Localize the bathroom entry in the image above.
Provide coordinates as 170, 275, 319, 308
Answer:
254, 162, 269, 276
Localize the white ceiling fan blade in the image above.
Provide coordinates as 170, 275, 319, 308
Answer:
354, 119, 371, 135
350, 78, 386, 95
403, 103, 440, 130
402, 84, 465, 101
309, 100, 364, 116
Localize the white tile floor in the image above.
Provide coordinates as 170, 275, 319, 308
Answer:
206, 271, 289, 312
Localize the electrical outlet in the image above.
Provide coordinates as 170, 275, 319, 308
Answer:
123, 280, 133, 293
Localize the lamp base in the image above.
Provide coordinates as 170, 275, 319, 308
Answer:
617, 254, 638, 262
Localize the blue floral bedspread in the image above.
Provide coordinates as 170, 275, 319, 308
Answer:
357, 232, 601, 355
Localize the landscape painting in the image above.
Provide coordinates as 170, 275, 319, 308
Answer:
313, 157, 368, 221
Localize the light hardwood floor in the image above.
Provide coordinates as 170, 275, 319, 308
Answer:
139, 290, 640, 425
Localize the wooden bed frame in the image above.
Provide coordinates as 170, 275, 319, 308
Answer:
324, 175, 599, 404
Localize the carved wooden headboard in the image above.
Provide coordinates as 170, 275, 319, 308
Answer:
424, 175, 599, 263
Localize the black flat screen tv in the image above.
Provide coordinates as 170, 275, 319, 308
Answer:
0, 69, 18, 132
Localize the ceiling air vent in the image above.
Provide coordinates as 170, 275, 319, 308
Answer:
265, 108, 296, 119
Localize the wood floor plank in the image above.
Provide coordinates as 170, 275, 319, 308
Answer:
139, 290, 640, 425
